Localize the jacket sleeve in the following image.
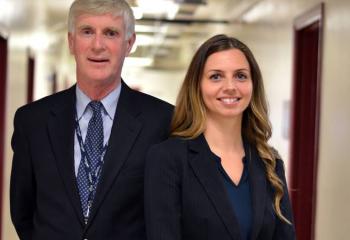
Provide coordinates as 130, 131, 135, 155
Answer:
10, 109, 35, 240
273, 159, 296, 240
144, 143, 182, 240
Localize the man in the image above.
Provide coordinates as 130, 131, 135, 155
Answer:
10, 0, 173, 239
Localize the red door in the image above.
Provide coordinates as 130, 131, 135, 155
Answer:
27, 51, 35, 103
0, 34, 8, 240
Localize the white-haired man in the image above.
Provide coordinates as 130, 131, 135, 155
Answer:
10, 1, 173, 239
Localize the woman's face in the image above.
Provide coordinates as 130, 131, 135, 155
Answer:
200, 49, 253, 122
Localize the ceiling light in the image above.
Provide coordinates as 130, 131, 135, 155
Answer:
241, 1, 274, 23
0, 0, 16, 24
132, 7, 143, 20
12, 31, 55, 51
135, 34, 155, 45
135, 25, 160, 33
29, 31, 54, 51
136, 0, 179, 19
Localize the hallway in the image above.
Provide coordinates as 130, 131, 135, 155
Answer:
1, 0, 350, 239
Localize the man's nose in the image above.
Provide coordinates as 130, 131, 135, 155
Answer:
92, 34, 105, 51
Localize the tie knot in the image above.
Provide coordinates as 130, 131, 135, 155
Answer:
89, 101, 103, 115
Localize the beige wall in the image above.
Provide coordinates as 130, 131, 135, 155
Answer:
229, 25, 294, 176
122, 67, 185, 105
315, 0, 350, 239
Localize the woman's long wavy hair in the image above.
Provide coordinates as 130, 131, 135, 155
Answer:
171, 34, 291, 223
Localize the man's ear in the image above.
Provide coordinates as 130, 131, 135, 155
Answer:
68, 32, 74, 54
126, 33, 136, 56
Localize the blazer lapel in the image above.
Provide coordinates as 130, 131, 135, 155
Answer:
248, 146, 267, 240
47, 85, 85, 226
188, 135, 242, 240
86, 82, 142, 228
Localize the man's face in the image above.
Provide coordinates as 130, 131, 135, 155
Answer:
68, 13, 135, 87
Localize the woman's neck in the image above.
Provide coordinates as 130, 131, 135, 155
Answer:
203, 115, 244, 155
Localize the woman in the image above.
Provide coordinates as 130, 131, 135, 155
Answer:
144, 34, 296, 240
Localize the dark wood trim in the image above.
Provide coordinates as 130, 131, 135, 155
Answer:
52, 72, 57, 94
289, 3, 324, 240
27, 49, 35, 103
0, 33, 8, 240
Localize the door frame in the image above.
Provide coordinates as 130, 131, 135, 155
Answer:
0, 33, 8, 240
289, 3, 324, 240
27, 49, 35, 103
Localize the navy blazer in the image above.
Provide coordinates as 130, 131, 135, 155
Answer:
10, 82, 173, 240
144, 135, 296, 240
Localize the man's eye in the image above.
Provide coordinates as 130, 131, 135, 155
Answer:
81, 29, 93, 35
209, 73, 221, 81
105, 30, 118, 38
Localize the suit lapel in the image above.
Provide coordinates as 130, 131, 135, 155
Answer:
47, 85, 85, 226
188, 135, 241, 240
248, 146, 267, 240
86, 82, 142, 228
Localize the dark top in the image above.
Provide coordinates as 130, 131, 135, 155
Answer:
211, 148, 252, 240
10, 82, 173, 240
144, 134, 296, 240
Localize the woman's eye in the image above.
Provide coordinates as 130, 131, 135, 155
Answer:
209, 73, 221, 81
236, 72, 247, 81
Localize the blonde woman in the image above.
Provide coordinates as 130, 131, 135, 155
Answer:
145, 34, 295, 240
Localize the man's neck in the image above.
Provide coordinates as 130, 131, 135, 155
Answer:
77, 79, 121, 101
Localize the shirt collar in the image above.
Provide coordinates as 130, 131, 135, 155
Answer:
75, 84, 122, 120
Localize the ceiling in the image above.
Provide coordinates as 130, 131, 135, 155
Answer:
0, 0, 317, 69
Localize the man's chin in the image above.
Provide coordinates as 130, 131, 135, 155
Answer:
90, 76, 120, 87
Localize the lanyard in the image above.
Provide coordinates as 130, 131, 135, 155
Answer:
75, 114, 108, 224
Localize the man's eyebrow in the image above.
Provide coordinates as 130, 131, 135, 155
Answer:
104, 27, 120, 31
77, 24, 92, 30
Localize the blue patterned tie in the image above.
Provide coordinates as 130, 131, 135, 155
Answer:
77, 101, 104, 220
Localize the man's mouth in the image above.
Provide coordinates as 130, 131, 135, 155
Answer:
87, 57, 109, 63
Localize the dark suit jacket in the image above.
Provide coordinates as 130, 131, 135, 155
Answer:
145, 134, 296, 240
10, 82, 173, 240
